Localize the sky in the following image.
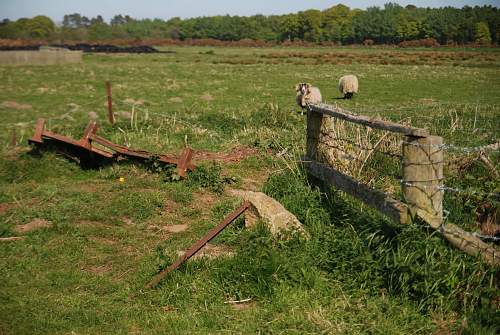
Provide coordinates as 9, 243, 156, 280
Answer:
1, 0, 498, 22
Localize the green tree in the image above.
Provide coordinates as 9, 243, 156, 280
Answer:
279, 14, 300, 41
25, 15, 55, 38
322, 4, 357, 43
475, 21, 492, 44
298, 9, 323, 42
87, 16, 112, 40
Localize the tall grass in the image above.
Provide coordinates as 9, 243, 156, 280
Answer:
261, 169, 499, 331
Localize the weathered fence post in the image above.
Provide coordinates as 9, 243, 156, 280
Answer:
11, 128, 17, 147
306, 109, 325, 161
105, 81, 115, 125
402, 135, 443, 222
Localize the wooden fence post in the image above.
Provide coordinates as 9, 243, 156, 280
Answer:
105, 81, 115, 125
11, 128, 17, 147
402, 135, 443, 222
306, 109, 324, 161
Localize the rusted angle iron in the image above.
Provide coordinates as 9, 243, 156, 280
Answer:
90, 134, 195, 175
28, 118, 195, 177
145, 201, 250, 289
29, 118, 113, 158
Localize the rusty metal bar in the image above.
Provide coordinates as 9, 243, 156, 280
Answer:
90, 134, 150, 159
28, 119, 195, 174
42, 130, 113, 158
145, 201, 250, 289
78, 121, 99, 150
29, 118, 45, 144
90, 133, 195, 171
177, 147, 194, 177
106, 81, 115, 125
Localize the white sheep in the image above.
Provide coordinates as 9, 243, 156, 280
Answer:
338, 75, 358, 99
295, 83, 322, 108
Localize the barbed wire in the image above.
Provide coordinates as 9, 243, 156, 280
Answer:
400, 180, 500, 199
439, 224, 500, 249
470, 232, 500, 243
317, 139, 397, 166
438, 185, 500, 199
402, 140, 500, 153
319, 131, 402, 159
418, 211, 500, 247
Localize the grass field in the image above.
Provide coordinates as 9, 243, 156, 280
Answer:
0, 46, 499, 334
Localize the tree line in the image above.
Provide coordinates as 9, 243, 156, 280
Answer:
0, 3, 498, 45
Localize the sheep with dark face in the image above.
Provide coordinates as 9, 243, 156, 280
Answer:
295, 83, 322, 108
338, 75, 358, 99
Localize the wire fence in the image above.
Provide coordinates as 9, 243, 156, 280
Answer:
402, 140, 500, 153
312, 109, 499, 246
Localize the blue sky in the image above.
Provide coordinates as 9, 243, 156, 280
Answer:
1, 0, 498, 22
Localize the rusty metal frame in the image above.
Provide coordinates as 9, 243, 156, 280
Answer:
145, 201, 250, 289
29, 118, 195, 175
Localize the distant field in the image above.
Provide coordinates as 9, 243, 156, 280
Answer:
0, 47, 499, 334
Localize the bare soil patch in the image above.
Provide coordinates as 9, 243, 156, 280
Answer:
177, 243, 234, 260
121, 217, 134, 225
200, 93, 214, 102
228, 301, 256, 311
163, 224, 189, 233
192, 192, 216, 211
77, 220, 106, 227
0, 100, 32, 110
194, 146, 260, 163
89, 236, 118, 245
0, 236, 25, 242
0, 203, 13, 214
169, 97, 183, 103
163, 199, 181, 214
85, 262, 113, 276
14, 219, 52, 233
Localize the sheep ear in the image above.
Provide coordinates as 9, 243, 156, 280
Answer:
294, 84, 299, 91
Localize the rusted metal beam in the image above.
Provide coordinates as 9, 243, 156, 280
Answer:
145, 201, 250, 289
90, 133, 195, 172
29, 119, 196, 174
90, 134, 150, 159
77, 121, 99, 150
29, 118, 45, 144
42, 130, 113, 158
106, 81, 115, 125
177, 147, 194, 177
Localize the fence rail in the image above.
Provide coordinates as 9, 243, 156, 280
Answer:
304, 103, 499, 266
308, 103, 429, 137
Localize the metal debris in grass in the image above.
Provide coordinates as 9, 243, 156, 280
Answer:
145, 201, 250, 289
28, 118, 195, 177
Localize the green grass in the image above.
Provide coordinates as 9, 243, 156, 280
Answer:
0, 46, 499, 334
